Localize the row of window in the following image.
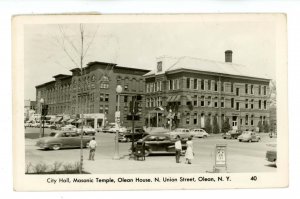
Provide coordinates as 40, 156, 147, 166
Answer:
146, 81, 162, 93
146, 96, 268, 110
183, 113, 266, 126
146, 78, 268, 96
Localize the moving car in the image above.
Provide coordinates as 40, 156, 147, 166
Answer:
222, 129, 242, 139
237, 131, 261, 142
190, 129, 209, 138
36, 130, 92, 150
167, 128, 191, 139
118, 128, 148, 142
134, 134, 187, 156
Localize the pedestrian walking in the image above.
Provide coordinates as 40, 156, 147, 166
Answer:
185, 136, 194, 164
88, 137, 97, 161
175, 135, 182, 163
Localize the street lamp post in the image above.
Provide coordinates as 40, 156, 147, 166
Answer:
113, 85, 122, 160
39, 98, 44, 138
169, 109, 172, 131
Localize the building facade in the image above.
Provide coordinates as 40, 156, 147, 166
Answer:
35, 62, 149, 128
144, 51, 271, 132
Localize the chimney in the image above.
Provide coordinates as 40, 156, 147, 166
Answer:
225, 50, 233, 63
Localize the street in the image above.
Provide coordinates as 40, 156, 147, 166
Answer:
25, 127, 277, 174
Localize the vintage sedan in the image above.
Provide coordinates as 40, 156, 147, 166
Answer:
237, 131, 261, 142
134, 134, 187, 156
77, 126, 96, 136
36, 131, 92, 150
190, 129, 209, 138
222, 129, 242, 139
118, 128, 148, 142
167, 128, 191, 139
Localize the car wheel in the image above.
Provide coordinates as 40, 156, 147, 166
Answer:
239, 139, 241, 142
144, 149, 151, 157
203, 135, 207, 138
52, 144, 61, 150
257, 138, 260, 142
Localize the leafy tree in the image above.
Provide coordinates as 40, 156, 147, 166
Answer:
212, 115, 220, 134
205, 117, 212, 134
263, 121, 270, 133
221, 117, 231, 133
257, 121, 264, 133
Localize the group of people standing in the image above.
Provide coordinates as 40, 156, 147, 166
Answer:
175, 136, 194, 164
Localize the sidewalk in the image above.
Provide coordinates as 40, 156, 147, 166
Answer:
83, 154, 215, 174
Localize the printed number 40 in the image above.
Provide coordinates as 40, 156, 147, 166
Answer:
251, 176, 257, 181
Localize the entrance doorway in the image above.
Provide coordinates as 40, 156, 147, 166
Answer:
232, 116, 238, 127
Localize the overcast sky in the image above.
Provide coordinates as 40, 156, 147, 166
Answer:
24, 17, 277, 100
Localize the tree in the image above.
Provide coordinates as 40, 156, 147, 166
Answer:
269, 80, 276, 108
221, 117, 231, 133
54, 24, 118, 174
257, 121, 264, 133
263, 121, 270, 133
205, 117, 212, 134
212, 115, 220, 134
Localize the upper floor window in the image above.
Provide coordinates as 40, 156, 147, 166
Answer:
214, 81, 218, 91
208, 80, 211, 90
221, 82, 224, 92
250, 85, 254, 94
245, 84, 248, 94
201, 79, 205, 90
221, 97, 225, 108
263, 86, 267, 95
169, 80, 173, 90
231, 83, 234, 93
214, 97, 218, 108
251, 99, 254, 109
231, 98, 235, 108
245, 99, 249, 109
236, 87, 240, 96
264, 100, 267, 109
258, 85, 261, 95
207, 96, 212, 107
200, 96, 205, 107
193, 78, 198, 90
186, 78, 190, 89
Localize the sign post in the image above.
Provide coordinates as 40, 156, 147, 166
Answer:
214, 144, 227, 173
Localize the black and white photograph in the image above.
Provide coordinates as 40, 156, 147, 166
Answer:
13, 14, 288, 191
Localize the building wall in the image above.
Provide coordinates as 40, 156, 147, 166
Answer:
145, 71, 270, 132
36, 62, 149, 128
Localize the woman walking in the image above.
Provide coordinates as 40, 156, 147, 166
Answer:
185, 136, 194, 164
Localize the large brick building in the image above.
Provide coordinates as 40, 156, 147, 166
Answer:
36, 61, 149, 128
144, 51, 271, 132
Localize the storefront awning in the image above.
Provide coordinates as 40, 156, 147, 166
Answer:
173, 95, 181, 102
67, 119, 75, 123
49, 117, 56, 122
186, 95, 193, 102
166, 96, 172, 102
54, 117, 63, 122
76, 119, 84, 123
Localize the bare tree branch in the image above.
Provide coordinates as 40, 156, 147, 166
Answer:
83, 25, 100, 60
58, 25, 81, 56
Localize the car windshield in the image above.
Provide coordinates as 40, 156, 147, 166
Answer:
242, 131, 251, 135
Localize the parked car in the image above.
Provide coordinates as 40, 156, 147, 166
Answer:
108, 126, 127, 134
102, 123, 115, 133
31, 123, 40, 128
167, 128, 191, 139
61, 124, 77, 131
222, 129, 242, 139
36, 130, 92, 150
237, 131, 261, 142
266, 144, 277, 165
118, 128, 148, 142
78, 126, 96, 136
190, 129, 209, 138
95, 127, 103, 133
133, 134, 187, 156
24, 122, 32, 127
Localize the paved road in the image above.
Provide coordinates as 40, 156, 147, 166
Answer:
25, 127, 277, 173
